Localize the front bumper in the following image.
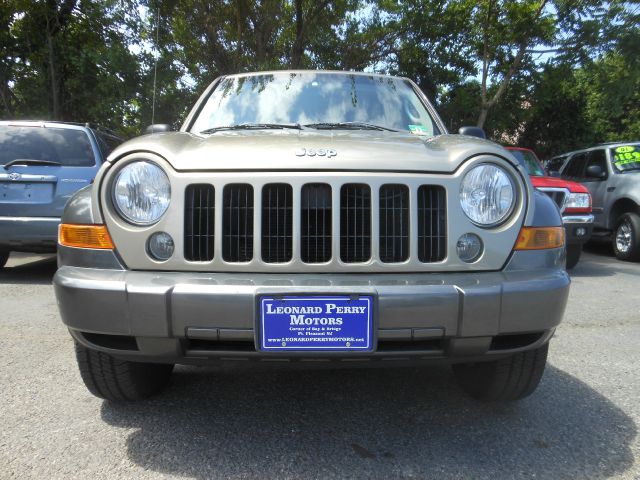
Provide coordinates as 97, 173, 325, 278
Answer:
0, 216, 59, 252
563, 214, 594, 246
54, 249, 570, 364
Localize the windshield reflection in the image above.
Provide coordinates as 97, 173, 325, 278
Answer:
191, 72, 438, 136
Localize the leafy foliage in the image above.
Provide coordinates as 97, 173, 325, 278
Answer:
0, 0, 637, 150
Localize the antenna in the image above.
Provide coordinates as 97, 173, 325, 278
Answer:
151, 6, 160, 126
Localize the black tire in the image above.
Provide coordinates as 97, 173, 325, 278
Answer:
0, 250, 9, 268
74, 341, 174, 402
565, 244, 582, 269
452, 343, 548, 401
612, 212, 640, 262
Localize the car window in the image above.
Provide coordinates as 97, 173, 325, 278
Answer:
563, 153, 587, 179
191, 72, 440, 136
610, 144, 640, 172
95, 132, 123, 158
585, 149, 608, 178
508, 149, 545, 176
546, 156, 566, 173
0, 126, 95, 167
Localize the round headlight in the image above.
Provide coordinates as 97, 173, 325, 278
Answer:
113, 161, 171, 225
460, 163, 515, 226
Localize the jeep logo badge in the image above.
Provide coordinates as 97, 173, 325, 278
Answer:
295, 148, 337, 158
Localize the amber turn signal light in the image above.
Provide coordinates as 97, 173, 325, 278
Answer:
59, 224, 114, 250
514, 227, 565, 250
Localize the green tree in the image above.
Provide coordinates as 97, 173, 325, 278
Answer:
518, 63, 592, 158
375, 0, 477, 101
1, 0, 142, 136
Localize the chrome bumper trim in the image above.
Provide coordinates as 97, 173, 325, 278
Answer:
562, 214, 594, 224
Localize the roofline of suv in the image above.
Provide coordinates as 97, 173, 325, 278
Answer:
0, 120, 122, 141
552, 140, 640, 158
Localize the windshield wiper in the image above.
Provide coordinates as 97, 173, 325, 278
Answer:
201, 123, 302, 134
304, 122, 397, 132
3, 159, 62, 169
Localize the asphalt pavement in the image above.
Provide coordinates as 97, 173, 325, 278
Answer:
0, 246, 638, 479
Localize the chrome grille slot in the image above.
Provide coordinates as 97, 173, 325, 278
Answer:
301, 183, 332, 263
379, 184, 409, 263
340, 184, 371, 263
542, 190, 566, 211
417, 185, 446, 262
184, 184, 215, 261
261, 183, 293, 263
223, 184, 254, 262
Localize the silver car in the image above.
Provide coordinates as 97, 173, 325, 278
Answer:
53, 71, 569, 402
0, 121, 122, 267
552, 141, 640, 261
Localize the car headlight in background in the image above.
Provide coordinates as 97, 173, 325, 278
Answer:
460, 163, 515, 226
113, 161, 171, 225
564, 192, 591, 210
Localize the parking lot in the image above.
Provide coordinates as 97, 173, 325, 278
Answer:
0, 247, 638, 479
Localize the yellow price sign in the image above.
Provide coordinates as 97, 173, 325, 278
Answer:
615, 146, 635, 154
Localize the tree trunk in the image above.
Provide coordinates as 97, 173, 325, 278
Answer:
476, 0, 548, 128
291, 0, 304, 68
46, 23, 59, 118
477, 106, 489, 129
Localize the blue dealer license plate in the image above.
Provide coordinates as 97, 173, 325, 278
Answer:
259, 296, 373, 351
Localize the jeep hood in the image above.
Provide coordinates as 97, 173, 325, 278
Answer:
108, 130, 516, 173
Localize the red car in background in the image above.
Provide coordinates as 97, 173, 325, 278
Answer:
506, 147, 593, 268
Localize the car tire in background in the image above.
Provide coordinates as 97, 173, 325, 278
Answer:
565, 245, 582, 269
74, 341, 174, 402
452, 342, 548, 401
613, 212, 640, 262
0, 250, 9, 268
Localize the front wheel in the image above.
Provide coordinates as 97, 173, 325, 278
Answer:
74, 341, 174, 402
613, 212, 640, 261
452, 343, 548, 401
0, 250, 9, 268
565, 244, 582, 269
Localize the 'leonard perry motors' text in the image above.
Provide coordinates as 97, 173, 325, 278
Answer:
265, 303, 367, 326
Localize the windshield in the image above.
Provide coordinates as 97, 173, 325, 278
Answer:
0, 126, 95, 167
611, 144, 640, 172
509, 149, 545, 176
191, 72, 440, 136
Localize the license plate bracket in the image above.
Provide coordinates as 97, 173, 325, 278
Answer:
258, 295, 373, 352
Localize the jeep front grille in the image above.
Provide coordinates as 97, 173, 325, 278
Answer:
379, 184, 409, 263
418, 185, 446, 262
222, 184, 254, 262
340, 184, 371, 262
184, 184, 215, 261
261, 183, 293, 263
184, 180, 448, 266
301, 183, 332, 263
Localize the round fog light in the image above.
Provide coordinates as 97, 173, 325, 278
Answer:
148, 232, 174, 261
457, 233, 483, 263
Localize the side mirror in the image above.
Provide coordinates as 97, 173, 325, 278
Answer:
548, 170, 560, 177
586, 165, 606, 179
144, 124, 172, 134
458, 126, 486, 139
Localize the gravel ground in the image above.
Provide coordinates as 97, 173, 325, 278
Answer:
0, 246, 638, 479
